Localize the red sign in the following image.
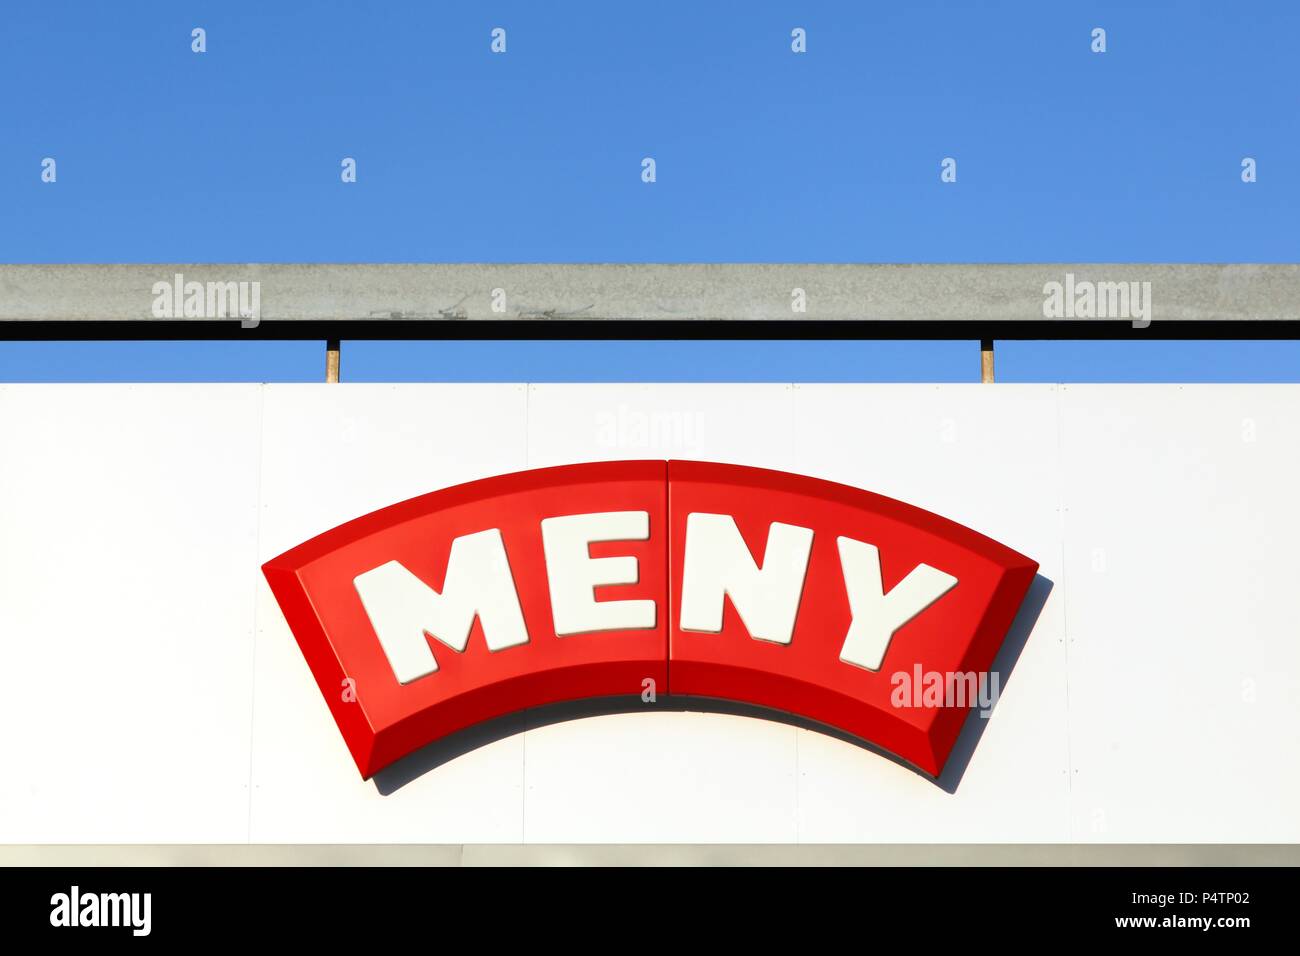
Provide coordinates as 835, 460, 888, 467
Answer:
263, 461, 1037, 779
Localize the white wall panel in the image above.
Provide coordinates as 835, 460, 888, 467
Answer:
248, 384, 529, 843
0, 383, 1296, 844
524, 382, 795, 472
1059, 385, 1300, 842
791, 385, 1069, 842
254, 383, 529, 558
0, 384, 263, 843
522, 713, 799, 843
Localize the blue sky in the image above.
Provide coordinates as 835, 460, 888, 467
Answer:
1, 1, 1296, 382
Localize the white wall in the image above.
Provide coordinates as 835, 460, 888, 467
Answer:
1, 383, 1296, 844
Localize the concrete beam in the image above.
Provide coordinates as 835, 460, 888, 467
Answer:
2, 264, 1298, 339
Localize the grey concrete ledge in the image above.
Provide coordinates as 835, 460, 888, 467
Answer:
2, 844, 1297, 867
2, 264, 1298, 339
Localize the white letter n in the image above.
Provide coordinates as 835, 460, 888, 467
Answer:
837, 537, 957, 671
353, 528, 529, 684
679, 513, 813, 644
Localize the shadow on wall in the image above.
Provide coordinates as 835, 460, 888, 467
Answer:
933, 573, 1052, 794
373, 574, 1054, 797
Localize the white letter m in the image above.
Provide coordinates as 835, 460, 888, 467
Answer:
353, 528, 529, 684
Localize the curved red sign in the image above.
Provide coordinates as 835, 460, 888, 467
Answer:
263, 461, 1037, 779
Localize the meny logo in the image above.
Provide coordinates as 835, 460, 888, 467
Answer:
263, 461, 1037, 779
